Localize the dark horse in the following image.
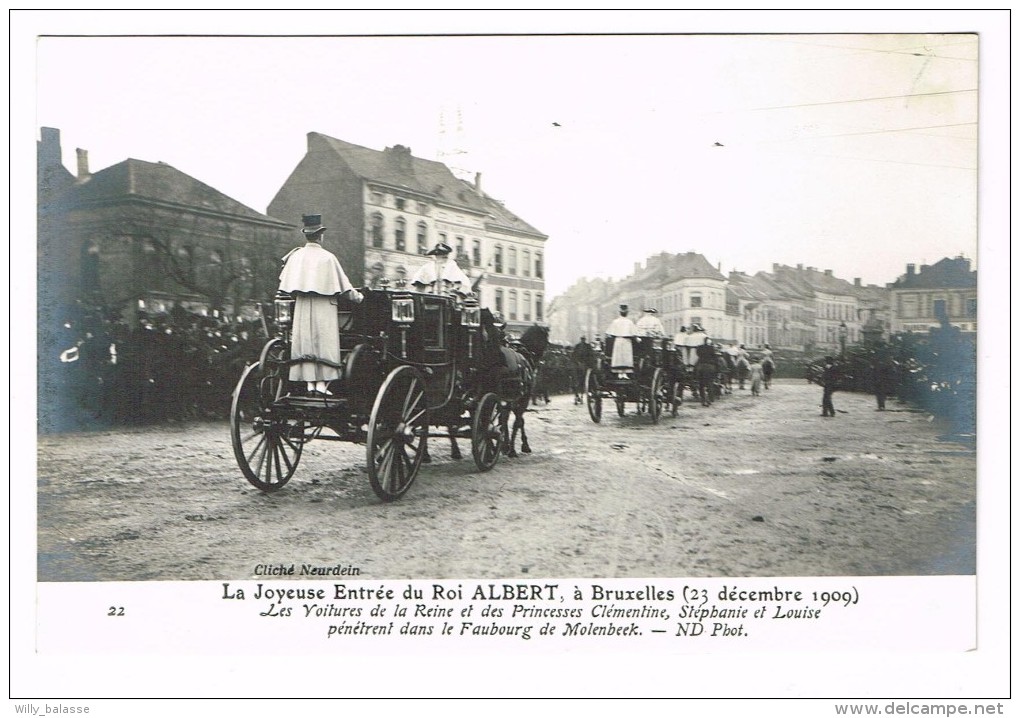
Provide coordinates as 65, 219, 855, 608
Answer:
498, 323, 550, 456
425, 312, 548, 461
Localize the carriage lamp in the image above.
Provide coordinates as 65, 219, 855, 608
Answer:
461, 293, 481, 359
391, 292, 415, 359
274, 291, 296, 339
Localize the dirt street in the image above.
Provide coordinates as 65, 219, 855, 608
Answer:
36, 379, 975, 581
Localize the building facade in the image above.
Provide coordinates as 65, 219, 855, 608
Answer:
38, 127, 294, 327
888, 257, 977, 334
267, 133, 547, 335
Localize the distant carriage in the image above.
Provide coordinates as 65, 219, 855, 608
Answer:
229, 287, 545, 501
583, 336, 679, 423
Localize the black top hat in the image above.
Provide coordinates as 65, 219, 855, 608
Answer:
643, 308, 658, 314
426, 242, 453, 257
619, 304, 628, 311
301, 214, 326, 234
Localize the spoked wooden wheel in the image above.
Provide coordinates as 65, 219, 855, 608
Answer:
585, 369, 602, 423
367, 366, 429, 501
230, 361, 303, 492
471, 393, 503, 471
648, 368, 664, 424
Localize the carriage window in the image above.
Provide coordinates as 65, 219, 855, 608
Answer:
395, 217, 406, 251
416, 222, 428, 254
422, 302, 445, 348
370, 213, 384, 248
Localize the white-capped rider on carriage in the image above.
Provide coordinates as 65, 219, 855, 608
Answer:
682, 323, 709, 367
605, 304, 638, 374
636, 307, 666, 338
278, 214, 364, 396
411, 242, 473, 297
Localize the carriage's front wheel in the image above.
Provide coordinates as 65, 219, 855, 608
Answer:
230, 362, 303, 492
585, 369, 602, 423
471, 393, 503, 471
367, 366, 429, 501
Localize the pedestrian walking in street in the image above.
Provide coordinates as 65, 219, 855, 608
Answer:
748, 358, 764, 396
820, 356, 839, 417
278, 214, 363, 395
870, 347, 897, 411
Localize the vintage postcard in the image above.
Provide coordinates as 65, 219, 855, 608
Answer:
12, 9, 1010, 708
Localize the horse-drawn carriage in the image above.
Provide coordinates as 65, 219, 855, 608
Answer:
229, 287, 545, 501
583, 336, 679, 423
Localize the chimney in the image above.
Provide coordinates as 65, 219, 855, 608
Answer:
796, 264, 803, 271
474, 172, 483, 193
76, 148, 89, 179
920, 264, 929, 274
906, 264, 915, 276
854, 278, 861, 287
39, 127, 62, 168
824, 269, 833, 277
772, 263, 779, 272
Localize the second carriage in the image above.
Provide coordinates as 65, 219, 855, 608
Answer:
583, 336, 679, 423
230, 286, 522, 502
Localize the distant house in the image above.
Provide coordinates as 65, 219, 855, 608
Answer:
37, 127, 294, 327
268, 133, 548, 335
888, 257, 977, 334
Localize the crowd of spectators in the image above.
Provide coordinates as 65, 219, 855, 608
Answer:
41, 302, 268, 433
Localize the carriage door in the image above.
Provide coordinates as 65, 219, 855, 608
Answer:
420, 298, 454, 409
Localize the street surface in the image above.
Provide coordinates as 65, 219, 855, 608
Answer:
37, 379, 975, 581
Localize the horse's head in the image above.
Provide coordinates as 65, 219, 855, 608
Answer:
520, 323, 550, 360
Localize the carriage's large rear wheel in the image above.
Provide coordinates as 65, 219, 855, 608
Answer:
648, 368, 664, 424
471, 393, 503, 471
230, 361, 304, 492
367, 366, 429, 501
585, 369, 602, 423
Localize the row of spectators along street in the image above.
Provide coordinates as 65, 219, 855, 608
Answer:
39, 301, 976, 437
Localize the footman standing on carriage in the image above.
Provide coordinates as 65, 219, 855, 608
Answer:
278, 214, 363, 395
605, 304, 638, 373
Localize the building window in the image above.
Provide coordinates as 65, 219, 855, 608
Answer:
395, 217, 406, 251
509, 290, 518, 321
523, 291, 532, 321
472, 239, 481, 267
439, 232, 447, 248
370, 213, 384, 248
535, 252, 543, 279
508, 247, 517, 275
901, 295, 917, 319
523, 249, 531, 277
395, 197, 405, 210
494, 289, 504, 315
455, 236, 466, 263
536, 293, 543, 322
494, 245, 503, 273
417, 202, 429, 215
690, 294, 702, 308
371, 191, 383, 205
965, 297, 977, 317
416, 222, 428, 254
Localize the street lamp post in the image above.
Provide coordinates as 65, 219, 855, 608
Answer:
839, 321, 848, 359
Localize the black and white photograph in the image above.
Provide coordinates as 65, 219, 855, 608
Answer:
12, 9, 1010, 710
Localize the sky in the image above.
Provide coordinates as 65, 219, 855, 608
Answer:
24, 11, 1004, 301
